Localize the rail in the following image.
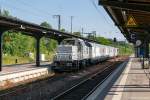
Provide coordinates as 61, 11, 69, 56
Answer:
52, 62, 119, 100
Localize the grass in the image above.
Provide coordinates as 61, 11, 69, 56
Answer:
2, 52, 56, 65
3, 56, 34, 65
2, 46, 133, 65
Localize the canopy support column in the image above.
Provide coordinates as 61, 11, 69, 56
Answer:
35, 37, 41, 67
0, 32, 3, 71
134, 46, 139, 58
144, 42, 149, 58
0, 28, 5, 71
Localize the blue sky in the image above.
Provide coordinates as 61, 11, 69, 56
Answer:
0, 0, 125, 41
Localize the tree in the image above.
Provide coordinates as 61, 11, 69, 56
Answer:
87, 35, 95, 40
60, 28, 66, 32
1, 9, 13, 18
96, 36, 111, 45
3, 10, 9, 17
40, 21, 52, 29
40, 22, 57, 54
73, 32, 81, 36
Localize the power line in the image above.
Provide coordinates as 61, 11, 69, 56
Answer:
12, 0, 66, 31
15, 0, 53, 16
2, 2, 49, 22
89, 0, 113, 28
89, 0, 122, 38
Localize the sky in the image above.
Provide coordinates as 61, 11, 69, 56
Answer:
0, 0, 125, 41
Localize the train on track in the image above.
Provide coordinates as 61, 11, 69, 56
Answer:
52, 38, 118, 71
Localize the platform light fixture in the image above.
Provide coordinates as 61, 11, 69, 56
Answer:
122, 10, 126, 16
20, 25, 25, 29
42, 31, 47, 34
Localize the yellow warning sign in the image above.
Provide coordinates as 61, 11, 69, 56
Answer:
126, 15, 138, 27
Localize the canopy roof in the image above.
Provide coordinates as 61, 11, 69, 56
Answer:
99, 0, 150, 43
0, 15, 99, 43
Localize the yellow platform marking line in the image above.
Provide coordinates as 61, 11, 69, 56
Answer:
112, 58, 132, 100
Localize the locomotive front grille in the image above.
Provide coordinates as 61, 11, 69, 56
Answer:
57, 46, 72, 53
55, 53, 72, 61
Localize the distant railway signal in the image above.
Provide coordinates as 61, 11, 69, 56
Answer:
113, 37, 117, 42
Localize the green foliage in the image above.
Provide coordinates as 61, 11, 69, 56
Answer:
95, 36, 133, 56
3, 56, 34, 65
1, 9, 133, 65
40, 37, 57, 54
1, 10, 10, 17
73, 32, 81, 36
60, 28, 66, 32
3, 31, 35, 56
40, 21, 52, 29
87, 35, 95, 40
2, 18, 58, 64
96, 37, 111, 45
40, 21, 58, 54
0, 9, 15, 18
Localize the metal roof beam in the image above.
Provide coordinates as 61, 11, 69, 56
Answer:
0, 15, 99, 44
99, 0, 150, 13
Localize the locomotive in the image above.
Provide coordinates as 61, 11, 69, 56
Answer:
52, 38, 118, 71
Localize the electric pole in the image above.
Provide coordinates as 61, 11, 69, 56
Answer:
0, 5, 2, 15
81, 27, 84, 37
53, 15, 61, 30
71, 16, 73, 34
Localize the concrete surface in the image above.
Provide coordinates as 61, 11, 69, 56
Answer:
105, 58, 150, 100
0, 62, 52, 86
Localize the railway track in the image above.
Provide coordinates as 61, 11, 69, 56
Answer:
0, 57, 127, 100
52, 62, 120, 100
0, 73, 65, 98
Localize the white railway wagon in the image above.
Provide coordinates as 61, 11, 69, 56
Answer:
52, 38, 118, 71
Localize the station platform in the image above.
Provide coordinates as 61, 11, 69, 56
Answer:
0, 62, 53, 88
87, 57, 150, 100
0, 62, 50, 74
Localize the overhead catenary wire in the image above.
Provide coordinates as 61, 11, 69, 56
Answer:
89, 0, 113, 28
13, 0, 108, 34
1, 0, 120, 36
11, 0, 67, 31
14, 0, 54, 17
89, 0, 122, 36
1, 2, 49, 22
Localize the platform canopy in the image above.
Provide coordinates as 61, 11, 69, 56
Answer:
0, 15, 101, 71
99, 0, 150, 44
0, 15, 98, 43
